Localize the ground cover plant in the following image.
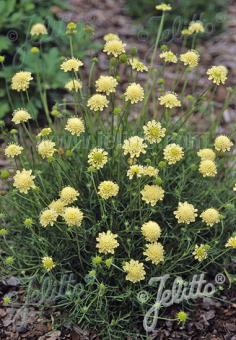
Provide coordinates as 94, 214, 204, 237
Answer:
0, 3, 236, 339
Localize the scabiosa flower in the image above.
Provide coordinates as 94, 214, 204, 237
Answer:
197, 148, 216, 161
207, 65, 228, 85
141, 221, 161, 242
193, 244, 209, 262
199, 160, 217, 177
174, 202, 198, 224
37, 140, 56, 159
40, 209, 58, 227
11, 71, 33, 92
156, 3, 172, 11
88, 148, 108, 170
60, 58, 83, 72
176, 311, 188, 323
159, 92, 181, 108
49, 199, 66, 216
98, 181, 119, 199
123, 259, 146, 283
103, 33, 120, 42
37, 127, 52, 137
30, 23, 48, 36
129, 58, 148, 72
180, 50, 199, 68
42, 256, 55, 271
200, 208, 221, 228
103, 39, 126, 57
95, 75, 118, 95
141, 184, 164, 206
164, 143, 184, 164
5, 144, 23, 158
87, 94, 109, 111
65, 117, 85, 136
181, 28, 191, 36
144, 242, 164, 265
63, 207, 84, 227
143, 120, 166, 144
65, 79, 82, 92
60, 186, 79, 205
225, 236, 236, 249
122, 136, 147, 159
13, 169, 36, 194
214, 135, 233, 152
160, 51, 178, 63
96, 230, 119, 254
127, 164, 144, 179
12, 108, 31, 124
124, 83, 144, 104
143, 166, 159, 178
188, 21, 205, 34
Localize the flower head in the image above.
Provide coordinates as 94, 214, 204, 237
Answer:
207, 65, 228, 85
88, 148, 108, 170
123, 259, 146, 283
37, 140, 56, 159
141, 221, 161, 242
95, 75, 118, 95
225, 236, 236, 249
5, 144, 23, 158
176, 311, 188, 323
65, 79, 82, 92
180, 50, 199, 68
12, 108, 31, 124
193, 244, 209, 262
129, 58, 148, 72
159, 92, 181, 108
123, 136, 147, 159
37, 127, 52, 137
60, 186, 79, 205
160, 51, 178, 63
197, 148, 216, 161
103, 33, 120, 42
65, 117, 85, 136
103, 39, 126, 57
96, 230, 119, 254
127, 164, 144, 179
156, 3, 172, 11
141, 185, 164, 206
143, 166, 159, 178
49, 199, 66, 216
200, 208, 220, 226
214, 135, 233, 152
144, 242, 164, 265
40, 209, 58, 227
98, 181, 119, 199
143, 120, 166, 144
60, 58, 83, 72
199, 160, 217, 177
164, 143, 184, 164
188, 21, 205, 34
13, 169, 35, 194
30, 23, 47, 36
42, 256, 55, 271
124, 83, 144, 104
11, 71, 33, 92
174, 202, 198, 224
63, 207, 84, 227
87, 94, 109, 111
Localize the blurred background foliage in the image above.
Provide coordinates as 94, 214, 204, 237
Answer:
126, 0, 229, 41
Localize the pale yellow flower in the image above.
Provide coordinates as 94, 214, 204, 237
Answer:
164, 143, 184, 164
37, 127, 52, 137
103, 39, 126, 57
141, 221, 161, 242
129, 58, 148, 72
159, 92, 181, 108
98, 181, 119, 199
95, 75, 118, 95
123, 136, 147, 159
156, 3, 172, 11
160, 51, 178, 63
96, 230, 119, 254
174, 202, 198, 224
214, 135, 233, 152
180, 50, 199, 68
65, 79, 82, 92
5, 144, 23, 158
144, 242, 164, 265
141, 185, 164, 206
127, 164, 144, 179
30, 23, 48, 36
63, 207, 84, 227
197, 148, 216, 161
13, 169, 36, 194
88, 148, 108, 170
42, 256, 55, 271
40, 209, 58, 227
37, 140, 56, 159
60, 186, 79, 205
200, 208, 220, 226
199, 160, 217, 177
11, 71, 33, 92
124, 83, 144, 104
65, 117, 85, 136
60, 58, 83, 72
143, 166, 159, 178
193, 244, 209, 262
12, 109, 31, 124
207, 66, 228, 85
49, 199, 66, 216
225, 236, 236, 249
87, 94, 109, 111
103, 33, 120, 42
123, 259, 146, 283
188, 21, 205, 34
143, 120, 166, 144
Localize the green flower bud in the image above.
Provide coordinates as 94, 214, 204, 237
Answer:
5, 256, 14, 265
65, 150, 73, 157
119, 54, 128, 64
0, 55, 5, 63
92, 255, 102, 266
0, 228, 8, 236
3, 296, 11, 304
10, 129, 17, 134
158, 161, 167, 169
66, 22, 77, 34
24, 218, 33, 227
130, 47, 137, 56
113, 107, 121, 115
154, 177, 163, 185
88, 269, 96, 277
30, 47, 39, 54
105, 258, 113, 268
0, 169, 10, 179
160, 45, 168, 52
